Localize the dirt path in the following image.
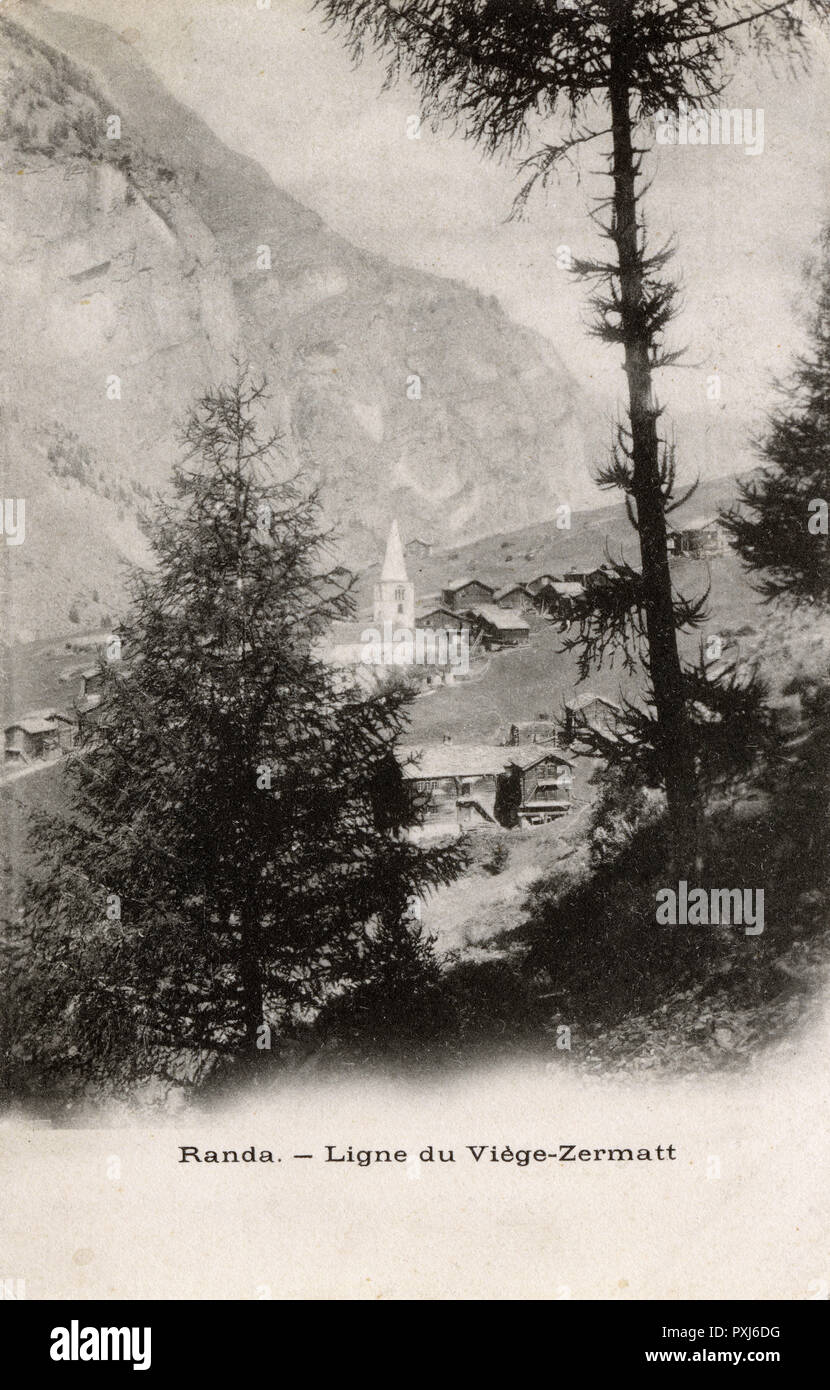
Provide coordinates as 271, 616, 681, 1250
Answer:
422, 804, 594, 957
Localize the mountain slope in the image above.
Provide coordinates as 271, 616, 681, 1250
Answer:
0, 2, 602, 640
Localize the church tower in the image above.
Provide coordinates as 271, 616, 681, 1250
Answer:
373, 519, 415, 632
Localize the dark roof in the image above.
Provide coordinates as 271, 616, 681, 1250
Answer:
443, 577, 494, 593
508, 747, 574, 772
493, 583, 530, 601
419, 606, 469, 623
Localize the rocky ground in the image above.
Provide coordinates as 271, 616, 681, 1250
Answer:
577, 928, 829, 1077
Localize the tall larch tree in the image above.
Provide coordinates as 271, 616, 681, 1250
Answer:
314, 0, 828, 867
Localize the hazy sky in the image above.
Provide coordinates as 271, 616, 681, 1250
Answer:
37, 0, 830, 441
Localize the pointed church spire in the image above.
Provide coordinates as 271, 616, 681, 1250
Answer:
380, 519, 409, 583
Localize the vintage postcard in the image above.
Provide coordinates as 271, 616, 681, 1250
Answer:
1, 0, 829, 1328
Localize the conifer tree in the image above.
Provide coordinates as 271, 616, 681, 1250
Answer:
722, 228, 830, 604
316, 0, 827, 866
12, 371, 460, 1090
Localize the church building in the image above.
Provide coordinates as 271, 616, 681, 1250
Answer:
373, 520, 415, 632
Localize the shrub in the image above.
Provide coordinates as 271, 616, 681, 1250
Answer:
482, 841, 510, 875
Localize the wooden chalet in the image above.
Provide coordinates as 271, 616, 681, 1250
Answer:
493, 582, 532, 610
526, 573, 562, 596
399, 744, 509, 834
563, 693, 623, 743
405, 537, 433, 559
465, 604, 529, 648
4, 709, 76, 766
508, 746, 575, 825
399, 741, 573, 835
441, 578, 495, 611
417, 605, 471, 634
532, 580, 584, 620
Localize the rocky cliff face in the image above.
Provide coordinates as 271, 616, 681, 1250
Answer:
0, 2, 600, 640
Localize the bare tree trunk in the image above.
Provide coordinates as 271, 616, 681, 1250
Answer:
608, 33, 700, 872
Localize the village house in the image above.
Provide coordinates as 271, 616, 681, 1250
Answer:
4, 709, 76, 767
465, 604, 530, 648
532, 580, 584, 620
77, 666, 104, 715
493, 582, 532, 610
508, 746, 575, 826
563, 564, 616, 588
562, 693, 623, 743
441, 577, 495, 611
526, 573, 562, 596
417, 605, 470, 634
667, 516, 726, 558
405, 537, 433, 560
399, 744, 509, 835
399, 741, 573, 835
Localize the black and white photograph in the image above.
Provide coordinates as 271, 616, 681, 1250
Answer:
1, 0, 829, 1319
